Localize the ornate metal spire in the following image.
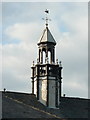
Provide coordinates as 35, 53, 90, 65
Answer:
45, 9, 49, 27
38, 10, 56, 45
42, 9, 51, 28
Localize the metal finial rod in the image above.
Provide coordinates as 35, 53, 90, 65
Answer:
42, 9, 51, 28
45, 9, 49, 27
45, 17, 48, 27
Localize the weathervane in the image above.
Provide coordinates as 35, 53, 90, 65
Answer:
42, 9, 51, 27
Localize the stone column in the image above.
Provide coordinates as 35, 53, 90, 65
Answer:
52, 49, 55, 63
39, 49, 40, 63
50, 50, 52, 64
41, 50, 43, 64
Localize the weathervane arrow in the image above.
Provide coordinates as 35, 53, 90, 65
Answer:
45, 9, 49, 14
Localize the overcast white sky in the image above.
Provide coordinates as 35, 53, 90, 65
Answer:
0, 1, 88, 98
1, 0, 89, 2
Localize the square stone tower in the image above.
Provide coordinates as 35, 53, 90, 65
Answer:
31, 10, 63, 108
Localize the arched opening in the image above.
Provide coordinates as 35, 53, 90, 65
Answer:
43, 51, 46, 64
48, 51, 51, 64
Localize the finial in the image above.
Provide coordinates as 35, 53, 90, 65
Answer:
33, 61, 34, 66
63, 94, 66, 97
45, 9, 49, 27
59, 61, 62, 67
56, 59, 58, 64
4, 88, 6, 93
37, 58, 39, 64
42, 9, 51, 28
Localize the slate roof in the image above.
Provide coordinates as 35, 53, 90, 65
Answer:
37, 27, 56, 45
2, 91, 90, 119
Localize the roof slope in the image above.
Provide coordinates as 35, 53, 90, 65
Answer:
60, 97, 89, 118
2, 91, 89, 119
38, 27, 56, 45
2, 91, 63, 119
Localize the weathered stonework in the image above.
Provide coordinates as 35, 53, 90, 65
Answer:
31, 23, 62, 108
